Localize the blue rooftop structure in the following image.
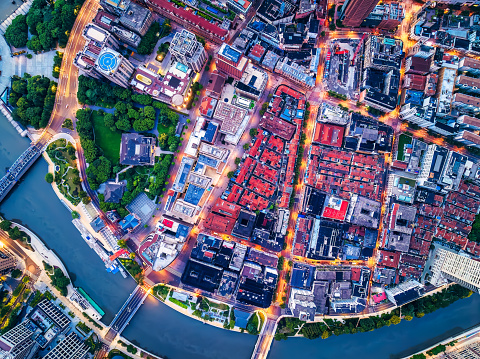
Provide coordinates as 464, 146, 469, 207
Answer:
90, 217, 106, 233
198, 154, 219, 168
404, 90, 424, 106
220, 44, 242, 63
291, 263, 315, 289
202, 122, 219, 143
234, 309, 251, 329
176, 224, 190, 239
184, 184, 206, 205
120, 214, 140, 231
97, 50, 118, 72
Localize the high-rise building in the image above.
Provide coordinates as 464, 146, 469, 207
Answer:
74, 23, 135, 88
341, 0, 380, 27
0, 320, 37, 359
43, 333, 88, 359
430, 248, 480, 293
169, 30, 207, 72
95, 48, 135, 88
0, 249, 16, 275
215, 44, 248, 80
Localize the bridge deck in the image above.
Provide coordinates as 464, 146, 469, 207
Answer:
106, 286, 148, 341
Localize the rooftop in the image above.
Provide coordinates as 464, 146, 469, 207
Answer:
119, 133, 155, 166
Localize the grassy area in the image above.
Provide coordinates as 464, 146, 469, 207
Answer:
152, 285, 170, 301
397, 134, 413, 161
47, 139, 81, 205
92, 111, 121, 164
258, 311, 265, 331
399, 176, 416, 187
168, 297, 189, 309
157, 123, 176, 136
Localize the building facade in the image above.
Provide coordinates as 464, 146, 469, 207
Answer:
0, 249, 16, 275
341, 0, 380, 27
430, 248, 480, 293
169, 29, 207, 72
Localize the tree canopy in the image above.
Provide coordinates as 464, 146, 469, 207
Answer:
9, 74, 56, 129
5, 15, 28, 48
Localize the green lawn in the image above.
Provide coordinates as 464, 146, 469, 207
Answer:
92, 111, 121, 164
157, 123, 176, 136
397, 134, 413, 161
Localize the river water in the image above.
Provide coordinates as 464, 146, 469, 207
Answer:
2, 111, 480, 359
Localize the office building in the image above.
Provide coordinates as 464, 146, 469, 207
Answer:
43, 333, 88, 359
341, 0, 380, 27
455, 130, 480, 149
95, 48, 135, 88
274, 57, 315, 88
170, 30, 207, 72
0, 320, 36, 359
0, 249, 16, 275
430, 248, 480, 293
73, 23, 135, 88
100, 0, 130, 16
216, 44, 248, 80
362, 3, 404, 30
119, 2, 154, 36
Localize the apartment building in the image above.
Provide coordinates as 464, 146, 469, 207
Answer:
169, 29, 207, 72
430, 248, 480, 293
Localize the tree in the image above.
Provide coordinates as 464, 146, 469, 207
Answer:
82, 197, 91, 205
115, 118, 131, 132
243, 143, 250, 150
104, 113, 115, 130
249, 128, 258, 137
137, 22, 161, 55
390, 315, 401, 325
234, 157, 241, 165
118, 240, 128, 249
5, 15, 28, 48
86, 156, 112, 190
50, 268, 70, 296
45, 173, 54, 183
0, 220, 12, 231
8, 227, 22, 240
321, 330, 330, 339
80, 138, 98, 163
227, 171, 235, 179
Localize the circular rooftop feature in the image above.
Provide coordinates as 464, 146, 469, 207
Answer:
98, 51, 118, 72
172, 94, 184, 107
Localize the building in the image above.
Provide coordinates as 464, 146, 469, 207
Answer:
458, 56, 480, 75
213, 102, 248, 136
103, 182, 126, 203
0, 320, 37, 359
206, 72, 226, 99
169, 30, 207, 72
451, 93, 480, 115
130, 65, 163, 99
216, 44, 248, 80
274, 57, 315, 88
430, 248, 480, 293
95, 48, 135, 88
159, 61, 193, 106
405, 56, 431, 75
0, 249, 16, 275
341, 0, 380, 27
145, 0, 229, 44
363, 35, 403, 71
227, 0, 252, 15
100, 0, 130, 16
119, 133, 155, 166
73, 23, 135, 88
119, 1, 154, 36
385, 280, 424, 306
362, 3, 404, 30
455, 130, 480, 148
93, 10, 141, 48
235, 63, 268, 100
43, 333, 88, 359
256, 0, 296, 25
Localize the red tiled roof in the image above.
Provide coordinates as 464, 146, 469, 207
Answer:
148, 0, 228, 38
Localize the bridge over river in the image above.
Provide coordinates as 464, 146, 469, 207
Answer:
105, 286, 148, 343
0, 134, 51, 203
